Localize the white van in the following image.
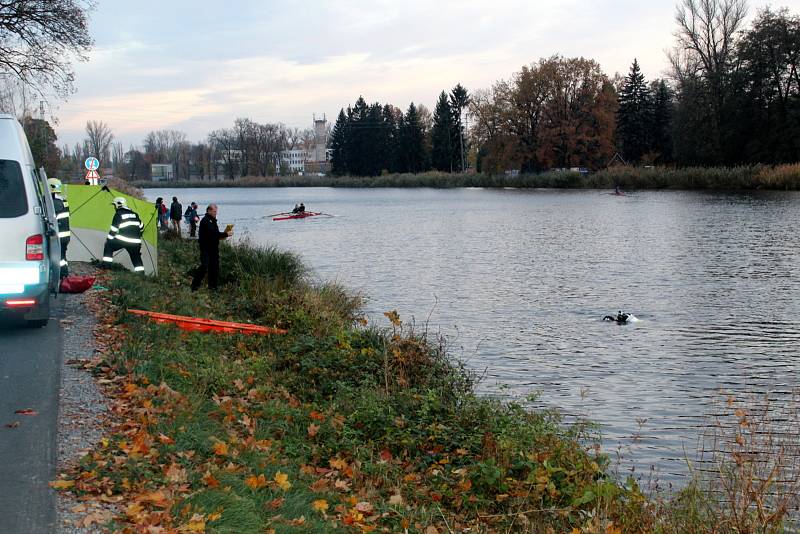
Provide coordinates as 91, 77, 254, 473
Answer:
0, 114, 61, 326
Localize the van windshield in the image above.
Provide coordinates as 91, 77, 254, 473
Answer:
0, 160, 28, 218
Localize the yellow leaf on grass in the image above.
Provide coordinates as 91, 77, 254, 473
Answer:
389, 493, 404, 505
355, 501, 373, 513
274, 471, 291, 491
186, 513, 206, 532
140, 490, 170, 508
383, 310, 402, 326
245, 474, 268, 490
49, 479, 75, 490
202, 472, 220, 488
212, 442, 229, 456
312, 499, 329, 513
165, 463, 187, 483
267, 497, 285, 510
329, 458, 348, 471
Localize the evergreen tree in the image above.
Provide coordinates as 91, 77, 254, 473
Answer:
329, 109, 349, 175
651, 80, 674, 163
616, 59, 653, 163
364, 102, 384, 176
431, 91, 456, 171
348, 97, 370, 175
399, 103, 426, 173
450, 84, 470, 171
381, 104, 399, 173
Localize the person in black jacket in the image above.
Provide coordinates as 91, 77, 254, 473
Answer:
169, 196, 183, 236
191, 204, 232, 291
184, 202, 199, 238
103, 197, 145, 273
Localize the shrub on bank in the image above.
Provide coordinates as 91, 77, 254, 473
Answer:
134, 164, 800, 190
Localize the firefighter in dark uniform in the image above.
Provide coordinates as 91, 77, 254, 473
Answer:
103, 197, 145, 273
191, 204, 231, 291
48, 178, 70, 277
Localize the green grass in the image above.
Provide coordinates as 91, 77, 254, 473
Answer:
67, 238, 798, 532
134, 164, 800, 191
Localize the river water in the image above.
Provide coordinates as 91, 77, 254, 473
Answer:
147, 187, 800, 483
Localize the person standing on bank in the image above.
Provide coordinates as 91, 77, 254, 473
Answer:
191, 204, 232, 291
103, 197, 145, 273
155, 197, 168, 231
48, 178, 70, 277
184, 202, 199, 238
169, 196, 183, 236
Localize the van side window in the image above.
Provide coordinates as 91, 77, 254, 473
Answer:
0, 159, 28, 218
32, 168, 47, 211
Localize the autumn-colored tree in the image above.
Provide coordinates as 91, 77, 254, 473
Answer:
469, 56, 617, 172
537, 57, 616, 169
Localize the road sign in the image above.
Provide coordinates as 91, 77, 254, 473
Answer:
84, 157, 100, 171
85, 169, 100, 185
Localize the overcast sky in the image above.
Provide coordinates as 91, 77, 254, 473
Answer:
53, 0, 800, 149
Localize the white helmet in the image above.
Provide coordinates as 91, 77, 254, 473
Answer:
48, 178, 62, 193
112, 197, 127, 209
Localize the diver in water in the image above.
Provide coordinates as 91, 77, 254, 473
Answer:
603, 311, 631, 324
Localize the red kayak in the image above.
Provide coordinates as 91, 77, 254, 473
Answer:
273, 211, 322, 221
128, 309, 287, 336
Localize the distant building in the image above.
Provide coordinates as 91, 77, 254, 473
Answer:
279, 115, 331, 175
282, 149, 308, 173
151, 163, 174, 182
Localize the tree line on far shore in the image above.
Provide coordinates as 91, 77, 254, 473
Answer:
328, 84, 469, 176
331, 1, 800, 176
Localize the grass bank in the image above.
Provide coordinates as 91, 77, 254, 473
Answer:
55, 238, 798, 532
134, 164, 800, 191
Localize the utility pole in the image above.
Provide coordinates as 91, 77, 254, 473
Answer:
39, 100, 46, 148
459, 109, 465, 173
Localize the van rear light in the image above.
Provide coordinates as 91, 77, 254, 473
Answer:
5, 299, 36, 308
26, 234, 44, 261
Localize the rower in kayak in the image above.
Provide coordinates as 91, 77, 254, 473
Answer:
291, 203, 306, 214
291, 204, 300, 214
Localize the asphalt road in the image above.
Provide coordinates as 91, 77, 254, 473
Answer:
0, 300, 63, 533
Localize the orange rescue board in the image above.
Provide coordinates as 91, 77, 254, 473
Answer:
128, 309, 287, 335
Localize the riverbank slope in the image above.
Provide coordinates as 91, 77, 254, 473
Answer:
51, 237, 795, 533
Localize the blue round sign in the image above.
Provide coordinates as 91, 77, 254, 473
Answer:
84, 157, 100, 171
